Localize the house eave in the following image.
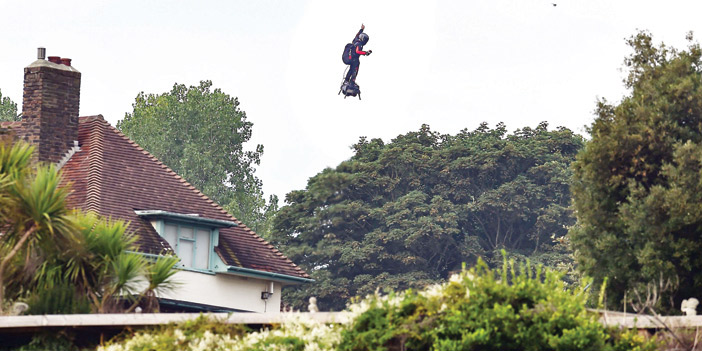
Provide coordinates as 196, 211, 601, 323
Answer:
127, 250, 313, 285
224, 265, 314, 285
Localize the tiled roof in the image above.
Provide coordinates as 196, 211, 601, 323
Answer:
56, 115, 309, 280
0, 121, 23, 136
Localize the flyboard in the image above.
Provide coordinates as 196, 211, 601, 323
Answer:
338, 66, 361, 100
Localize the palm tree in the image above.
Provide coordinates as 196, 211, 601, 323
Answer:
39, 212, 180, 313
0, 140, 180, 314
0, 140, 73, 313
59, 213, 144, 312
127, 255, 180, 313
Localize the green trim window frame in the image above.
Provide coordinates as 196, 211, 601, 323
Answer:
152, 220, 219, 272
163, 223, 214, 271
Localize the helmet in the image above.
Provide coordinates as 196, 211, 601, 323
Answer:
358, 33, 369, 45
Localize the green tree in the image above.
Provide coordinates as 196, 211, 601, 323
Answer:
570, 31, 702, 311
272, 123, 583, 311
0, 89, 20, 122
117, 81, 277, 234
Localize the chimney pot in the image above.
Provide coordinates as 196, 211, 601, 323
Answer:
37, 48, 46, 60
48, 56, 61, 64
60, 58, 72, 66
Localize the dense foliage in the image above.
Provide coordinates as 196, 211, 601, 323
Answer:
99, 316, 249, 351
0, 140, 73, 312
339, 258, 654, 351
570, 31, 702, 311
25, 212, 181, 314
117, 81, 277, 235
100, 315, 341, 351
0, 89, 20, 122
101, 258, 655, 351
0, 140, 179, 315
271, 123, 583, 311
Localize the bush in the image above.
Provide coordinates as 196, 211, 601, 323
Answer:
339, 258, 657, 351
26, 282, 91, 315
102, 260, 656, 351
14, 332, 80, 351
100, 315, 248, 351
101, 314, 342, 351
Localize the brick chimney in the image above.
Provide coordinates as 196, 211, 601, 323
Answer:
21, 48, 81, 163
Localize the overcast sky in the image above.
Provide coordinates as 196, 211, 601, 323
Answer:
1, 0, 702, 202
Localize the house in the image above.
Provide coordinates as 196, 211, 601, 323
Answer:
0, 48, 311, 313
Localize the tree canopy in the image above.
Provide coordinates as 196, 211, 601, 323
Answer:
0, 89, 20, 122
271, 123, 583, 311
570, 31, 702, 311
117, 81, 277, 234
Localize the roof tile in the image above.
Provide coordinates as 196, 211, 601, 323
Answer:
59, 116, 308, 279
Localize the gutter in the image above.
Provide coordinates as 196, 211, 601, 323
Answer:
225, 265, 314, 284
125, 250, 162, 260
126, 251, 313, 284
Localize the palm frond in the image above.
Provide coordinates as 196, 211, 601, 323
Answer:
0, 141, 33, 178
17, 165, 71, 230
146, 255, 181, 294
111, 252, 147, 297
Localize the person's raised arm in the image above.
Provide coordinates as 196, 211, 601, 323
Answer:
353, 24, 365, 41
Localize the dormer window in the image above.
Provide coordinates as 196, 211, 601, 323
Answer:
163, 224, 212, 270
135, 210, 237, 272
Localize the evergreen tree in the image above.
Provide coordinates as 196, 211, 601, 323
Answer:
272, 123, 583, 310
570, 31, 702, 311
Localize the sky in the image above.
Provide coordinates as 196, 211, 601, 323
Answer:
2, 0, 702, 202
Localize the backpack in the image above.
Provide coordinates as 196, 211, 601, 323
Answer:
342, 43, 354, 65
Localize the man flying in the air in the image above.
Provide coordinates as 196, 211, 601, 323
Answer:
344, 24, 372, 86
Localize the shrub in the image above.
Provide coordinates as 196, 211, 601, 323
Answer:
25, 281, 91, 315
102, 260, 657, 351
100, 315, 247, 351
339, 258, 657, 351
100, 314, 341, 351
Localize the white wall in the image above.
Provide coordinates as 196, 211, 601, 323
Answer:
161, 270, 282, 313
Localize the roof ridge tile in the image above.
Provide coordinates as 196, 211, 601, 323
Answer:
84, 118, 105, 213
